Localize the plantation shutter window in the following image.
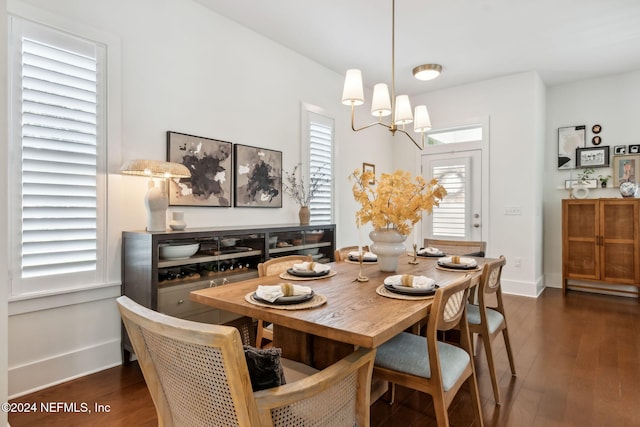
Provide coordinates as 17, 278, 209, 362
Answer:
431, 164, 467, 238
308, 118, 333, 225
9, 17, 106, 295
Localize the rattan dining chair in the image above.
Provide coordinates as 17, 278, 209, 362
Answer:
372, 275, 484, 427
256, 255, 312, 348
334, 245, 370, 262
424, 238, 487, 257
117, 295, 375, 427
466, 255, 516, 404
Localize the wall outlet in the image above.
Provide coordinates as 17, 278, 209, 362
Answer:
504, 205, 522, 215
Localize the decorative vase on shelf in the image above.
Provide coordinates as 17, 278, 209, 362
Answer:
298, 206, 310, 225
169, 211, 187, 231
369, 228, 407, 272
571, 184, 589, 199
619, 181, 638, 198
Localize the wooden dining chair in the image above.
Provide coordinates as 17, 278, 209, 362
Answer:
372, 275, 484, 427
256, 255, 312, 348
466, 255, 516, 404
117, 295, 376, 427
334, 245, 370, 262
424, 238, 486, 257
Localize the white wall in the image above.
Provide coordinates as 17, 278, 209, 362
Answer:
6, 0, 390, 397
1, 0, 9, 421
544, 70, 640, 292
398, 71, 547, 297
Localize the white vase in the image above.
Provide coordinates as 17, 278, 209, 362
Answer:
369, 228, 407, 272
169, 211, 187, 231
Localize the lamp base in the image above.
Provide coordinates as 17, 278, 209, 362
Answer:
145, 180, 168, 232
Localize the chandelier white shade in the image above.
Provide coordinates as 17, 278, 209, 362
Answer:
341, 0, 438, 150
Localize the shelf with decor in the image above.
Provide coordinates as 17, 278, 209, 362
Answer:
121, 223, 336, 362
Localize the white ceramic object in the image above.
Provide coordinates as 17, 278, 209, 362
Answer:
169, 211, 187, 231
159, 243, 199, 260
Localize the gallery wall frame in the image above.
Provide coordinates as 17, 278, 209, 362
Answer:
166, 131, 233, 207
575, 146, 610, 168
558, 125, 585, 169
362, 162, 375, 184
565, 179, 598, 189
234, 144, 282, 208
613, 154, 640, 187
628, 144, 640, 154
614, 145, 627, 155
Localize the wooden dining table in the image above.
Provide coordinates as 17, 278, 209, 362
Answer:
191, 254, 489, 369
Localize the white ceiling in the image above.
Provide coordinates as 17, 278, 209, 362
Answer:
195, 0, 640, 96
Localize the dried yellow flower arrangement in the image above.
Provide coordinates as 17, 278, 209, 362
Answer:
350, 168, 447, 235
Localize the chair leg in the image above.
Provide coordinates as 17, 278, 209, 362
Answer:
481, 332, 501, 404
432, 392, 450, 427
502, 327, 516, 376
468, 372, 485, 427
256, 320, 265, 348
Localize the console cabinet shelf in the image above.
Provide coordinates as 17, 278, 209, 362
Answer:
562, 199, 640, 296
121, 223, 336, 361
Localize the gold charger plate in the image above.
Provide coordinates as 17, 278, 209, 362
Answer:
279, 270, 337, 281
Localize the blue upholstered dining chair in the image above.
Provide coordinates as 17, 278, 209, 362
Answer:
466, 255, 516, 404
372, 275, 484, 427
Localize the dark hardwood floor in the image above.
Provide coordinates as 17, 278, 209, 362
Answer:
9, 288, 640, 426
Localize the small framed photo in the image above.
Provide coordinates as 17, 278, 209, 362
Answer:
613, 154, 640, 187
167, 131, 233, 207
565, 179, 598, 189
558, 125, 585, 169
575, 146, 610, 168
628, 144, 640, 154
614, 145, 627, 155
362, 162, 375, 184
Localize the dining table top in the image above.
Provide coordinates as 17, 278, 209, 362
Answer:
190, 254, 490, 350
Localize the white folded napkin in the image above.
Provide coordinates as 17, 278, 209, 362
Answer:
439, 256, 477, 267
292, 261, 331, 273
348, 251, 377, 261
384, 274, 436, 289
256, 283, 312, 302
418, 247, 443, 255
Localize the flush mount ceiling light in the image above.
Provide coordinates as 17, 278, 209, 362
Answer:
341, 0, 432, 150
412, 64, 442, 81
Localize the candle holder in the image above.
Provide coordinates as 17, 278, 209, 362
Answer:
408, 243, 419, 265
356, 252, 369, 282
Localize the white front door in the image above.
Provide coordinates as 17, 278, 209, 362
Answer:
422, 149, 483, 241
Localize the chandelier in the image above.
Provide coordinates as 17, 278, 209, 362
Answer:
341, 0, 439, 150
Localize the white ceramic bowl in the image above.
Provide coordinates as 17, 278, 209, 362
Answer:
159, 243, 200, 260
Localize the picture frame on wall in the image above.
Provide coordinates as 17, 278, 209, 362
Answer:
613, 154, 640, 187
234, 144, 282, 208
628, 144, 640, 154
558, 125, 585, 169
362, 162, 375, 184
575, 146, 610, 168
166, 131, 233, 207
614, 145, 627, 155
565, 179, 598, 189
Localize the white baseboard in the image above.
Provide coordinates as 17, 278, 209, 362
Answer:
501, 276, 543, 298
8, 339, 121, 398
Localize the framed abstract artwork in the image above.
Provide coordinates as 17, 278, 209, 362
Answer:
558, 125, 585, 169
166, 131, 233, 207
233, 144, 282, 208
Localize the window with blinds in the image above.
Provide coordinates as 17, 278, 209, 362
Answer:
305, 110, 334, 225
9, 17, 106, 294
431, 164, 467, 237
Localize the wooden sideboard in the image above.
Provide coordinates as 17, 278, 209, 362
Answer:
121, 223, 336, 362
562, 199, 640, 296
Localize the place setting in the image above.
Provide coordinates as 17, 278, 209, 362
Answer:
279, 261, 337, 281
245, 282, 327, 310
345, 250, 378, 264
376, 274, 439, 300
436, 255, 481, 272
416, 246, 446, 258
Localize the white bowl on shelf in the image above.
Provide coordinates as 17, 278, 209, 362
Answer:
159, 243, 200, 260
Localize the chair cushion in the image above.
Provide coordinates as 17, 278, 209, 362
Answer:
374, 332, 470, 391
466, 304, 504, 334
243, 345, 286, 391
